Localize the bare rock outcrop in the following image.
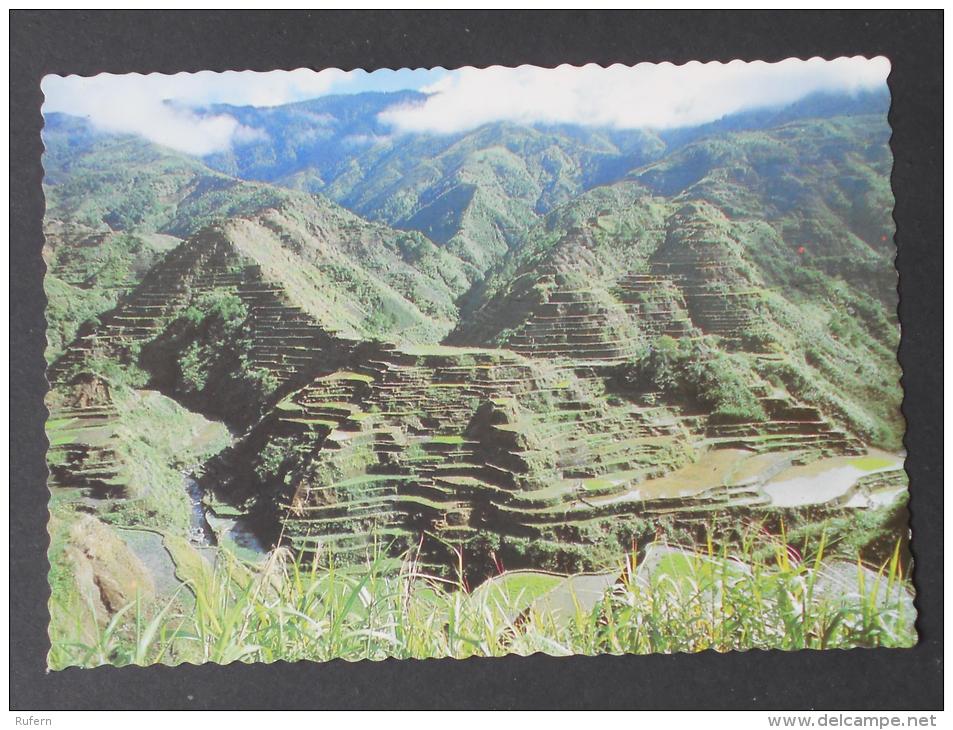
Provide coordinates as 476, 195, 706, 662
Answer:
66, 515, 155, 624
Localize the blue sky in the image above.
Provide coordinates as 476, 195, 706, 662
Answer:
325, 68, 448, 96
42, 59, 889, 156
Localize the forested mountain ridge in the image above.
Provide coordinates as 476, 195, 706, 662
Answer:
194, 87, 890, 273
198, 94, 665, 271
43, 87, 889, 279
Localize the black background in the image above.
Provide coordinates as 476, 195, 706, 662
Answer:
10, 10, 943, 710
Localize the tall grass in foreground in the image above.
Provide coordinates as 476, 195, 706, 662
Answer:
49, 535, 916, 669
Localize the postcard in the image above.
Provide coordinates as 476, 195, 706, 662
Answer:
42, 58, 913, 669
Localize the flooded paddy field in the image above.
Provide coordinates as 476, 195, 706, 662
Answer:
590, 447, 905, 512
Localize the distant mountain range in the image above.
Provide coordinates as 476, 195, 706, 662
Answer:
44, 86, 889, 268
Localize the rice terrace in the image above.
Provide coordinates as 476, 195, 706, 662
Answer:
43, 60, 914, 668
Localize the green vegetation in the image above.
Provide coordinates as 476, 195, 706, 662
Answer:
48, 529, 914, 669
195, 94, 665, 272
43, 230, 181, 361
142, 291, 278, 426
451, 114, 902, 449
107, 388, 232, 531
779, 499, 913, 569
852, 455, 895, 471
43, 116, 475, 354
619, 336, 767, 423
44, 275, 115, 363
47, 385, 231, 533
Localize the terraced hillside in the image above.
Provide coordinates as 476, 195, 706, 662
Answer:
42, 116, 473, 362
49, 227, 355, 422
42, 116, 292, 362
454, 117, 902, 450
46, 94, 905, 585
50, 192, 476, 425
451, 200, 770, 357
47, 376, 231, 532
43, 221, 184, 361
204, 327, 870, 575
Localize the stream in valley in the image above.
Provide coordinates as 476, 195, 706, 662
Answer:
185, 476, 217, 546
184, 474, 268, 557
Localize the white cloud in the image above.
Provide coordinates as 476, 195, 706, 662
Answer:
40, 60, 890, 155
379, 57, 890, 135
342, 133, 392, 147
41, 69, 346, 155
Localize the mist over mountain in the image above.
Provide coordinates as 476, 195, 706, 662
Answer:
189, 88, 890, 273
44, 86, 889, 267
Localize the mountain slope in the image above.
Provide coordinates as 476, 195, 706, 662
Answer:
50, 191, 475, 415
43, 118, 474, 364
629, 114, 895, 298
42, 115, 296, 360
201, 91, 434, 183
195, 88, 888, 278
192, 96, 664, 273
319, 122, 664, 271
450, 114, 901, 449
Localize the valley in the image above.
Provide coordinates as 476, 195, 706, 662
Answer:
41, 83, 913, 665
